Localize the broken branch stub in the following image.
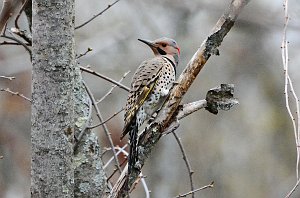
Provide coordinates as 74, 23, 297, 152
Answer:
205, 84, 238, 114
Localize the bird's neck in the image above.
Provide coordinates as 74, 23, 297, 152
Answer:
162, 54, 179, 67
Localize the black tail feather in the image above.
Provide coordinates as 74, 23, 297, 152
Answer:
128, 116, 139, 176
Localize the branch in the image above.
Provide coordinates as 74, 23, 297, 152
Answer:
282, 0, 300, 197
75, 0, 121, 30
88, 108, 123, 129
175, 181, 214, 198
79, 66, 130, 92
0, 0, 22, 33
0, 87, 31, 102
82, 81, 122, 173
97, 70, 130, 104
14, 0, 28, 29
76, 47, 93, 59
109, 146, 150, 198
0, 75, 15, 80
165, 84, 238, 135
116, 0, 249, 196
0, 33, 32, 57
172, 132, 195, 198
10, 27, 32, 44
285, 178, 300, 198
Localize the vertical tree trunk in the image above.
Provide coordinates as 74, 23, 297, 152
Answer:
31, 0, 75, 197
73, 69, 109, 197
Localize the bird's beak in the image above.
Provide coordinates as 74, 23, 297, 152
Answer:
138, 39, 156, 48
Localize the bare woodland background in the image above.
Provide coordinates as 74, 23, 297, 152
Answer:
0, 0, 300, 197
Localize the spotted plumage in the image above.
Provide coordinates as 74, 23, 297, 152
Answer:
122, 37, 180, 176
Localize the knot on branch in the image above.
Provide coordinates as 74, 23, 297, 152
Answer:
205, 84, 238, 114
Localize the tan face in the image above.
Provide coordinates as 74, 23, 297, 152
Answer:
138, 38, 180, 56
154, 40, 180, 56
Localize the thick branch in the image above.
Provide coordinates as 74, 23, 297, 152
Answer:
0, 0, 22, 33
116, 0, 250, 196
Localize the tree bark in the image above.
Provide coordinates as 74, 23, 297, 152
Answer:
31, 0, 76, 197
73, 69, 108, 197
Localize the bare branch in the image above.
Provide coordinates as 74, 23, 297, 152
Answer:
177, 100, 207, 120
174, 181, 214, 198
0, 0, 22, 33
0, 40, 26, 45
0, 32, 31, 57
285, 178, 300, 198
14, 0, 28, 29
109, 146, 150, 198
75, 0, 121, 30
79, 66, 130, 92
172, 132, 195, 198
82, 81, 122, 174
0, 87, 31, 102
116, 0, 250, 196
88, 108, 123, 129
76, 47, 93, 59
10, 27, 32, 44
104, 145, 128, 170
0, 75, 15, 80
282, 0, 300, 197
97, 70, 130, 104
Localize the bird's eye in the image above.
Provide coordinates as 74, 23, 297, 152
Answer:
161, 43, 167, 47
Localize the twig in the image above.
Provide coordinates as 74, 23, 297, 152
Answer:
79, 66, 130, 92
0, 33, 31, 57
15, 0, 29, 30
282, 0, 300, 197
97, 70, 130, 104
285, 178, 300, 198
0, 87, 31, 102
10, 27, 32, 45
0, 0, 20, 33
0, 75, 15, 80
75, 0, 121, 30
109, 146, 150, 198
0, 41, 25, 45
83, 81, 122, 173
163, 100, 207, 136
88, 108, 124, 129
172, 132, 195, 198
175, 181, 214, 198
104, 144, 128, 170
106, 158, 128, 182
76, 47, 93, 59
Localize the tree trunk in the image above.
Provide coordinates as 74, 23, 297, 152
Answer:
73, 69, 108, 197
31, 0, 76, 197
31, 1, 107, 197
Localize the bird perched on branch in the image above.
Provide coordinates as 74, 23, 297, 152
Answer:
121, 37, 180, 176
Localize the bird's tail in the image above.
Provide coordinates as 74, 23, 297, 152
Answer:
128, 116, 139, 176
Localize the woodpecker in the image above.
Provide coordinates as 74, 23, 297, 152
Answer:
122, 37, 180, 175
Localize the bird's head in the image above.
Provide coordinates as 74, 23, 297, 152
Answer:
138, 37, 180, 57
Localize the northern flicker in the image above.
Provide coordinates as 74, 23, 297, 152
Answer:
122, 37, 180, 175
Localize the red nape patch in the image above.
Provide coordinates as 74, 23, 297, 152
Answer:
177, 47, 181, 55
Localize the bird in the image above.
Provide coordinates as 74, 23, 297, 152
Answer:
121, 37, 180, 176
